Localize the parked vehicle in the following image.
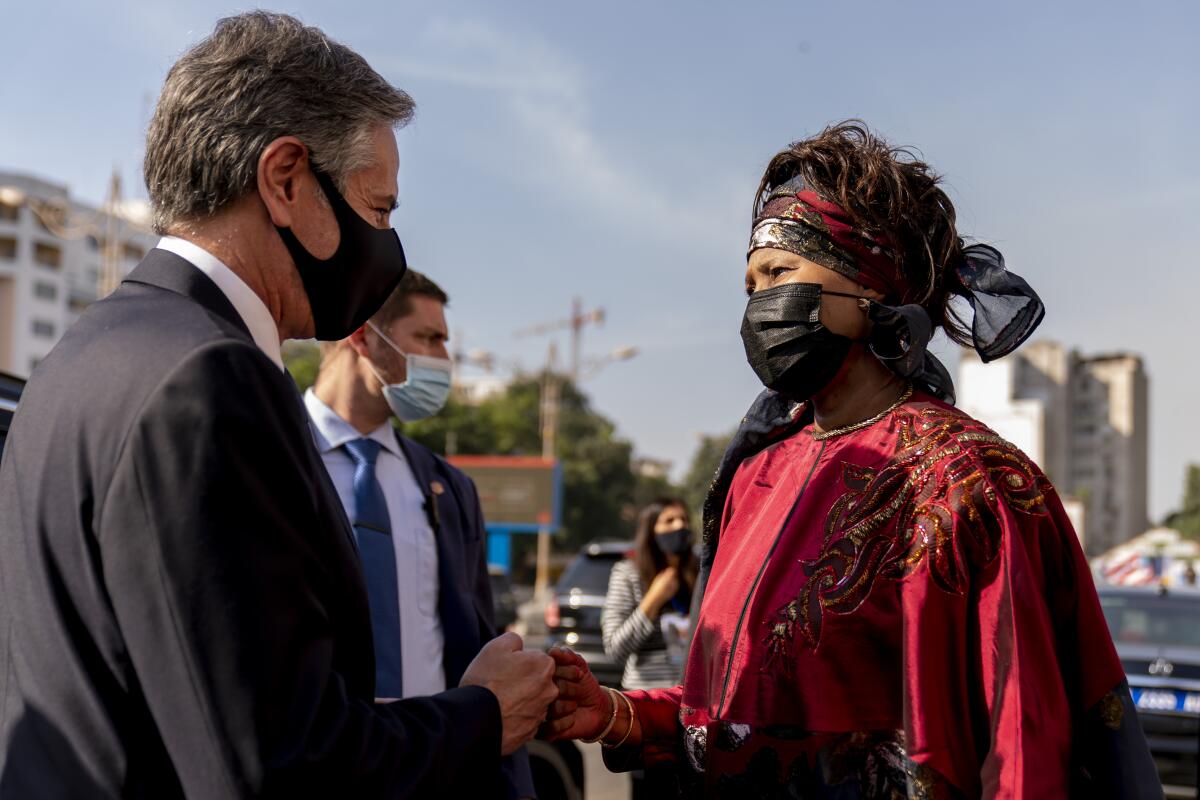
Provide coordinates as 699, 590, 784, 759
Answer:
545, 540, 633, 688
1100, 585, 1200, 797
488, 564, 520, 632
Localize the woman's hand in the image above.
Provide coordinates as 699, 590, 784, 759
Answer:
538, 647, 611, 742
639, 566, 680, 618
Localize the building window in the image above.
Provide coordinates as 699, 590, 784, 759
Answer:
33, 281, 58, 301
32, 319, 55, 338
33, 242, 62, 269
0, 201, 18, 222
86, 234, 102, 251
0, 236, 16, 260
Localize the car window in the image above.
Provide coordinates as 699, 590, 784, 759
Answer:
1101, 594, 1200, 648
558, 555, 623, 594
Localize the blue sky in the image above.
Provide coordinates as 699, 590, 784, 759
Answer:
2, 0, 1196, 520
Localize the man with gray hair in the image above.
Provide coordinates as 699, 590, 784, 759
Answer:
0, 12, 556, 798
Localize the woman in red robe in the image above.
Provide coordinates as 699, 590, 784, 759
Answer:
541, 121, 1160, 798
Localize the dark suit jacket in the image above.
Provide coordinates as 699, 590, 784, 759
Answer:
0, 249, 503, 798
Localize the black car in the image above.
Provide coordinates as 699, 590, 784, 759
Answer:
545, 540, 633, 688
1100, 585, 1200, 797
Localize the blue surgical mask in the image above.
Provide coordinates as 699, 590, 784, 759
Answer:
365, 321, 453, 422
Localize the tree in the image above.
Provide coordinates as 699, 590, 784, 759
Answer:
1164, 464, 1200, 539
283, 341, 322, 392
680, 431, 735, 521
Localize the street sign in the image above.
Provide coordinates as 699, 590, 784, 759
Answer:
448, 455, 562, 531
448, 455, 563, 572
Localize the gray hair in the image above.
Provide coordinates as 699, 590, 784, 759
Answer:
144, 11, 414, 234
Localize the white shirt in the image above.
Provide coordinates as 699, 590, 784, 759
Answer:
303, 389, 446, 699
155, 236, 284, 370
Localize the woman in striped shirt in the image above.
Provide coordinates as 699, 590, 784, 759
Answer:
602, 497, 699, 691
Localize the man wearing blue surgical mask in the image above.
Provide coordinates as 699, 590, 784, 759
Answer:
305, 270, 536, 800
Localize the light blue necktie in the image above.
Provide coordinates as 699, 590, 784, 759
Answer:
343, 437, 403, 698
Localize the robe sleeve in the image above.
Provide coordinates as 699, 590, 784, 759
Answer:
600, 685, 684, 773
899, 447, 1160, 798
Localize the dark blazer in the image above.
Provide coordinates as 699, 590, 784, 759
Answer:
0, 249, 502, 798
392, 434, 535, 799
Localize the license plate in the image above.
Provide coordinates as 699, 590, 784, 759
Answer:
1130, 687, 1200, 714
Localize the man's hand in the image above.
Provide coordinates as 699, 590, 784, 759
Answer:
461, 633, 557, 755
538, 647, 610, 742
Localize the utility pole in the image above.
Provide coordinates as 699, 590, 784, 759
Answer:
516, 300, 634, 596
534, 342, 560, 595
515, 297, 604, 380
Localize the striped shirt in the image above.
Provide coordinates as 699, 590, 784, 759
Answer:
602, 559, 684, 690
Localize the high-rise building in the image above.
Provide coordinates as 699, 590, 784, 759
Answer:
957, 341, 1149, 556
0, 170, 155, 378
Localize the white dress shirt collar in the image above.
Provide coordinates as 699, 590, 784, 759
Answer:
304, 388, 405, 460
155, 235, 284, 370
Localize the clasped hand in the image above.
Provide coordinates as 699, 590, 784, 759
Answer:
537, 646, 611, 742
460, 633, 559, 755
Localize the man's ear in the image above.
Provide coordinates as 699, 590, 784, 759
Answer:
256, 136, 310, 228
346, 324, 371, 359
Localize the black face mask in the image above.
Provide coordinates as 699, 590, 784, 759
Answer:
740, 283, 865, 402
275, 167, 408, 341
656, 528, 693, 557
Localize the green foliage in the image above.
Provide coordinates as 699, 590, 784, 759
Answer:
629, 471, 680, 515
1165, 464, 1200, 539
404, 374, 646, 552
680, 431, 735, 520
283, 341, 322, 393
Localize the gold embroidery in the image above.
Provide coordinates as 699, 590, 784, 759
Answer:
766, 405, 1051, 658
1097, 691, 1125, 731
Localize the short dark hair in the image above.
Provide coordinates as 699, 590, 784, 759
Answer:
370, 269, 449, 327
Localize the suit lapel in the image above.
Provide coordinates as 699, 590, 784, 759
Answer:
394, 431, 480, 683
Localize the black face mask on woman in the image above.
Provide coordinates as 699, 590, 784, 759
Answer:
656, 528, 694, 557
274, 166, 408, 341
740, 283, 868, 402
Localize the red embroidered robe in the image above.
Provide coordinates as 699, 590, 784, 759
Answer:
609, 394, 1154, 798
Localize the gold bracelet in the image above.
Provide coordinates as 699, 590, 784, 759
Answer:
602, 690, 636, 749
581, 687, 619, 744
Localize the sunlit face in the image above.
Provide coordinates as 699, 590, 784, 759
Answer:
294, 125, 400, 261
745, 247, 881, 340
367, 295, 450, 385
654, 504, 689, 536
341, 125, 400, 231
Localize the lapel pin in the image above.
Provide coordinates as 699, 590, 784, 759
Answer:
430, 481, 445, 496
